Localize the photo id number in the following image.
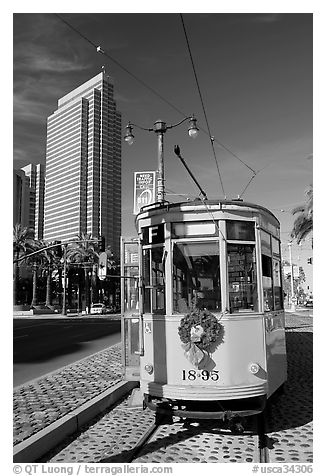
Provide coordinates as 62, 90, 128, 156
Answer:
182, 369, 219, 381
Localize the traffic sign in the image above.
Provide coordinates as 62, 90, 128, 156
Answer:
133, 171, 156, 215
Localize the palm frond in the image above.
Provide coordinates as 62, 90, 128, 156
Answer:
291, 186, 313, 244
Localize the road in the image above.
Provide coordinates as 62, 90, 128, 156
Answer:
14, 310, 311, 387
13, 317, 121, 387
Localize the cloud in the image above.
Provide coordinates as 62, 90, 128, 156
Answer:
13, 140, 46, 164
114, 91, 143, 104
230, 13, 283, 25
14, 93, 50, 123
14, 43, 89, 74
13, 76, 72, 125
249, 14, 283, 23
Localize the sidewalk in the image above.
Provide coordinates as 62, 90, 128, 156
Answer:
285, 308, 313, 318
13, 342, 136, 462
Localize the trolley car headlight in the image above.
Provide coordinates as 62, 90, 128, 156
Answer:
144, 364, 154, 374
249, 363, 260, 374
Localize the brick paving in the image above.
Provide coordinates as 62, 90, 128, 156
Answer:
266, 311, 313, 463
13, 343, 123, 446
14, 311, 313, 463
45, 311, 313, 463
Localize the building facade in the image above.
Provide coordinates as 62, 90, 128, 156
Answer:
43, 72, 122, 257
13, 169, 30, 229
13, 164, 45, 238
20, 163, 45, 239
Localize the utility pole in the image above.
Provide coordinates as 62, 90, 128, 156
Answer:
288, 242, 296, 312
155, 121, 166, 202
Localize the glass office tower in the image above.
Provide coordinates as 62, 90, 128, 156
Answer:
43, 72, 121, 257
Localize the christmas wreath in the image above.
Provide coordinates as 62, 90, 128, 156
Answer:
178, 308, 224, 368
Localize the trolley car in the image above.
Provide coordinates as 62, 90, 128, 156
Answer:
121, 199, 287, 425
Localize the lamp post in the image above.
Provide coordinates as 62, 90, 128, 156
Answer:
124, 115, 199, 202
61, 244, 68, 315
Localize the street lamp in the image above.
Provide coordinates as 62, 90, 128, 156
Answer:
124, 115, 199, 202
61, 244, 68, 316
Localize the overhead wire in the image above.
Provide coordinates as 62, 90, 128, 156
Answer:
165, 188, 196, 201
180, 14, 261, 200
54, 14, 186, 119
54, 13, 260, 199
179, 13, 226, 198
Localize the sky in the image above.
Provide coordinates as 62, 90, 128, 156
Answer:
12, 8, 313, 287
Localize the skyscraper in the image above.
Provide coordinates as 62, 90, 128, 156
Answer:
43, 72, 122, 257
21, 163, 45, 239
13, 164, 45, 239
13, 169, 30, 229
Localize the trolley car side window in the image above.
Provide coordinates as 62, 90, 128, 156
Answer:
172, 242, 221, 313
272, 237, 283, 310
227, 244, 258, 312
261, 231, 283, 311
262, 254, 274, 311
142, 246, 166, 314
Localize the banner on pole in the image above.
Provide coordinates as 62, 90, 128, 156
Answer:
133, 171, 156, 215
98, 252, 107, 280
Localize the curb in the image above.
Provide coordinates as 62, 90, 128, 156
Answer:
13, 380, 138, 463
13, 314, 121, 319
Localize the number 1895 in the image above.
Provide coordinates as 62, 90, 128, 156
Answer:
182, 370, 219, 381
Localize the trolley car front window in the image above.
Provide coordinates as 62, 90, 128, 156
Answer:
228, 244, 258, 313
172, 242, 221, 313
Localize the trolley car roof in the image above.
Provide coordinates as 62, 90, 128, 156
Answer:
136, 199, 280, 226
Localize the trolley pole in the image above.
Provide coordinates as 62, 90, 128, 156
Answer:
288, 242, 296, 312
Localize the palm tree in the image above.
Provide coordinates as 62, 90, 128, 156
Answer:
67, 233, 99, 312
105, 246, 118, 272
38, 241, 57, 308
98, 245, 118, 306
13, 224, 34, 305
25, 239, 48, 308
291, 185, 313, 244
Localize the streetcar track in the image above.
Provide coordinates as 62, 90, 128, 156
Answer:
126, 413, 270, 463
126, 422, 160, 462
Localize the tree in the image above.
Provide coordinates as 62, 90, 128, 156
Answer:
291, 185, 313, 244
25, 239, 48, 308
67, 233, 99, 312
98, 245, 118, 306
13, 224, 34, 305
38, 241, 59, 308
282, 261, 306, 304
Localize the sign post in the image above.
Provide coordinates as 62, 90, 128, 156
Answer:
133, 171, 156, 215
